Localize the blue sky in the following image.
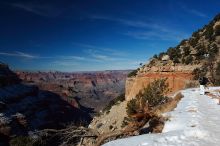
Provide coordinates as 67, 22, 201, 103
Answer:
0, 0, 220, 72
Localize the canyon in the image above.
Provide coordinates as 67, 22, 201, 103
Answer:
1, 11, 220, 146
16, 70, 130, 112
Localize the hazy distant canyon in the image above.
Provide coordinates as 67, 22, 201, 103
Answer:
16, 70, 130, 112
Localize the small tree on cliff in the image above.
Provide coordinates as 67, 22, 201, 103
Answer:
126, 98, 139, 116
140, 78, 169, 107
126, 78, 169, 117
127, 68, 139, 77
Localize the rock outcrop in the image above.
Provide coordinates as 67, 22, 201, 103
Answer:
126, 13, 220, 101
125, 65, 198, 101
126, 72, 192, 101
89, 101, 127, 134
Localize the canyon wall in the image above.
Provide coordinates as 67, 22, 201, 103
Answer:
125, 65, 198, 101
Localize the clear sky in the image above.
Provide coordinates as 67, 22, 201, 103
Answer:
0, 0, 220, 72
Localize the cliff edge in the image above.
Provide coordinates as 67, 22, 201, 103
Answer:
126, 13, 220, 101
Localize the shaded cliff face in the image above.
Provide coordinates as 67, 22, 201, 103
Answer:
16, 70, 130, 111
0, 64, 21, 87
0, 64, 92, 145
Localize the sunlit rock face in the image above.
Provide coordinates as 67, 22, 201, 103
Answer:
125, 65, 200, 101
126, 71, 193, 101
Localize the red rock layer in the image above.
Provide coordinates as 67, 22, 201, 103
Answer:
126, 72, 193, 101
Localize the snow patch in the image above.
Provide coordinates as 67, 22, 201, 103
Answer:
103, 87, 220, 146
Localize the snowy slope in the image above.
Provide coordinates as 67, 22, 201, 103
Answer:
103, 87, 220, 146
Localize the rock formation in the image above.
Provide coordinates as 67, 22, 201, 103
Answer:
125, 13, 220, 101
125, 66, 197, 101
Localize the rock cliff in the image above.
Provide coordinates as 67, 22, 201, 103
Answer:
126, 73, 189, 101
126, 13, 220, 101
125, 65, 198, 101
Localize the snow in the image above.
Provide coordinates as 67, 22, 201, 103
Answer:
103, 87, 220, 146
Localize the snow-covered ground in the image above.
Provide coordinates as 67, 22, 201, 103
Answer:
103, 87, 220, 146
